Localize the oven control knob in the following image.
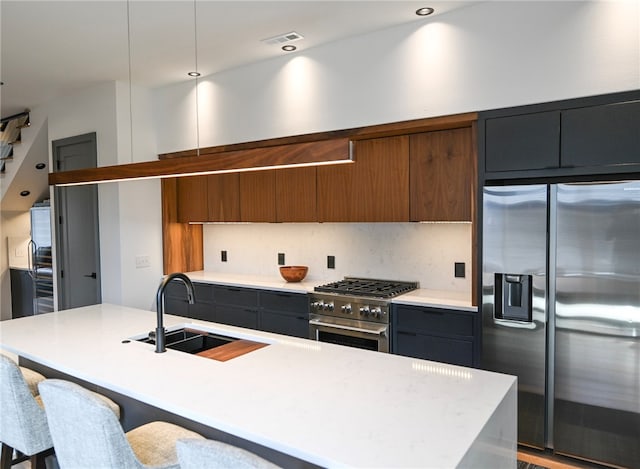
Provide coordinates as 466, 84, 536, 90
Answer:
341, 304, 352, 314
371, 307, 382, 318
311, 301, 324, 310
359, 306, 370, 316
324, 302, 334, 312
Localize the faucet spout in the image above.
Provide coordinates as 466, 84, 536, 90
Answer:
155, 273, 195, 353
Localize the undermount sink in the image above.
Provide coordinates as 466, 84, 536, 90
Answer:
136, 327, 238, 354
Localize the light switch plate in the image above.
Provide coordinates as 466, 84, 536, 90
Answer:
135, 255, 150, 269
278, 253, 285, 265
454, 262, 465, 278
327, 255, 335, 269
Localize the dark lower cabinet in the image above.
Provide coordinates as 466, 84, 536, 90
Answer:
163, 281, 215, 321
260, 311, 308, 338
166, 281, 309, 339
216, 305, 259, 329
395, 331, 474, 367
10, 268, 34, 318
392, 305, 478, 367
259, 291, 309, 338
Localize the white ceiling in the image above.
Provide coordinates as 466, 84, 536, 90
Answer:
1, 0, 475, 118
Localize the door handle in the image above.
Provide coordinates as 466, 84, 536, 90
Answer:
84, 272, 97, 279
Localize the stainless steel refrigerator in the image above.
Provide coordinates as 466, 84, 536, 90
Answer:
482, 181, 640, 468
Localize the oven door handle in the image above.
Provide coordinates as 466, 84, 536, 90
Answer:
309, 318, 387, 336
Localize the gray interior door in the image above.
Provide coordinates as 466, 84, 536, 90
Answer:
52, 132, 101, 310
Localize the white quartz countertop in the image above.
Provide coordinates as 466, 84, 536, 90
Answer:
0, 305, 511, 467
183, 271, 316, 294
183, 271, 477, 311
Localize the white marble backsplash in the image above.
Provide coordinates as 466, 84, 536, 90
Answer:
202, 222, 472, 295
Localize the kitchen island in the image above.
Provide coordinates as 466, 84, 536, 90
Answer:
0, 304, 515, 468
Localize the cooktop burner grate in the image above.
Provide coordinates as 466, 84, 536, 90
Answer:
314, 277, 419, 299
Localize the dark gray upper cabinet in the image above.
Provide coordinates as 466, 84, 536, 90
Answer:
561, 100, 640, 169
481, 90, 640, 179
485, 111, 560, 172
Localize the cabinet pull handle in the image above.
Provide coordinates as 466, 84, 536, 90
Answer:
398, 331, 417, 337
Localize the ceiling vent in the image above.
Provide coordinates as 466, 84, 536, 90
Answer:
261, 31, 304, 46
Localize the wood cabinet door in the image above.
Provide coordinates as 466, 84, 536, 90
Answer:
318, 135, 409, 222
239, 171, 276, 222
176, 175, 208, 222
276, 166, 317, 222
410, 128, 474, 222
207, 173, 240, 222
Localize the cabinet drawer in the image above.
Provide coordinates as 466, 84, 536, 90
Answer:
395, 332, 473, 367
189, 302, 215, 322
261, 311, 309, 339
395, 306, 474, 337
193, 283, 214, 302
163, 297, 191, 317
213, 286, 259, 307
216, 306, 259, 329
260, 291, 308, 315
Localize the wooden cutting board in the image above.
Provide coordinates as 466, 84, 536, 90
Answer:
196, 339, 268, 362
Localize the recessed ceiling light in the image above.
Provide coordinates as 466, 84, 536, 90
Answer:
282, 45, 297, 52
20, 190, 30, 197
35, 163, 46, 170
416, 7, 435, 16
187, 71, 201, 77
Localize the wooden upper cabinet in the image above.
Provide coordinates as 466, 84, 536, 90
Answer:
410, 127, 474, 222
177, 175, 209, 222
276, 166, 317, 222
207, 173, 240, 222
318, 136, 410, 222
239, 171, 276, 222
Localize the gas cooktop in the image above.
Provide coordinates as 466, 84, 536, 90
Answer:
314, 277, 419, 299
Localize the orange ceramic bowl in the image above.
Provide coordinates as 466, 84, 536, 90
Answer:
279, 266, 308, 283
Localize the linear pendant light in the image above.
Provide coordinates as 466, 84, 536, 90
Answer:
48, 138, 354, 186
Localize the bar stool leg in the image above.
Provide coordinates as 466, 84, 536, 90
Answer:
1, 443, 14, 469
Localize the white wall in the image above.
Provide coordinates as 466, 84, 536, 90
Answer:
45, 81, 163, 311
153, 1, 640, 152
0, 211, 31, 320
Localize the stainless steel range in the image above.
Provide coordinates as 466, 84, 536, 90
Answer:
309, 277, 419, 353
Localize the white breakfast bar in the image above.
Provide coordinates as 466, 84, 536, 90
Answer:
0, 304, 516, 468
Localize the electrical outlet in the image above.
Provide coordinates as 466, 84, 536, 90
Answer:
278, 253, 285, 265
135, 255, 150, 269
454, 262, 465, 278
327, 255, 335, 269
221, 250, 227, 262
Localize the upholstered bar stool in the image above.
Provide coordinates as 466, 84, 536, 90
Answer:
39, 379, 204, 469
176, 438, 281, 469
0, 354, 52, 469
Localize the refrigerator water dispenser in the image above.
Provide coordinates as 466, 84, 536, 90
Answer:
494, 273, 533, 321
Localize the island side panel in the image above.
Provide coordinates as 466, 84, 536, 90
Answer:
457, 379, 517, 468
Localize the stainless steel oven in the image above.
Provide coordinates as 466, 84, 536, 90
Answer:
309, 278, 418, 353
